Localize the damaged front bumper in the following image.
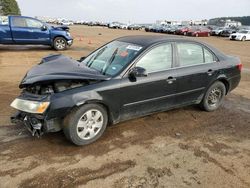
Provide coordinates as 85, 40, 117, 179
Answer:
10, 94, 63, 137
11, 111, 62, 137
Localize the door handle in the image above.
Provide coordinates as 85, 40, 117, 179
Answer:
207, 69, 214, 76
166, 76, 176, 84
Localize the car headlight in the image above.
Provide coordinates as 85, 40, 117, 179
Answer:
66, 32, 71, 37
10, 99, 50, 114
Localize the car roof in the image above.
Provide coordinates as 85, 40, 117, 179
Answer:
118, 35, 188, 47
116, 35, 227, 60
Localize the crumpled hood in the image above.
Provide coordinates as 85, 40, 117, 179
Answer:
20, 54, 110, 88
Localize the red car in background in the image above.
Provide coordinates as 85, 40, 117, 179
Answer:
187, 28, 211, 37
175, 26, 190, 35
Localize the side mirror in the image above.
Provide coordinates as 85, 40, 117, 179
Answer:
129, 67, 148, 78
41, 25, 47, 31
78, 56, 86, 62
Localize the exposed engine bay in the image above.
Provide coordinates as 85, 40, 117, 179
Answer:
24, 80, 90, 95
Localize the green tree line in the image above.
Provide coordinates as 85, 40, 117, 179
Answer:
0, 0, 21, 16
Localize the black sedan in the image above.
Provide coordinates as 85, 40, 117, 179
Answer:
10, 36, 242, 145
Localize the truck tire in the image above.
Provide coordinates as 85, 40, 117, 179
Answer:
63, 104, 108, 146
200, 81, 226, 112
53, 37, 67, 51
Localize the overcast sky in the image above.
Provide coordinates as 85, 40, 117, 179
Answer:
17, 0, 250, 23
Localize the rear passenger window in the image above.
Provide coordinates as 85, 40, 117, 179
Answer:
136, 44, 172, 73
177, 43, 204, 66
204, 48, 214, 63
12, 17, 27, 27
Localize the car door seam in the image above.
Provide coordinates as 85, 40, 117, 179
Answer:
123, 87, 205, 107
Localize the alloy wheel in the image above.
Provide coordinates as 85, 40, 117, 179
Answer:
76, 109, 104, 140
207, 88, 222, 107
55, 39, 66, 50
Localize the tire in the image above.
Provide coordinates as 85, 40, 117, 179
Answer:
63, 104, 108, 146
195, 33, 199, 37
242, 36, 246, 41
53, 37, 67, 51
200, 81, 226, 112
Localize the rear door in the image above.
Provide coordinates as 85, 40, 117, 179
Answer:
10, 17, 50, 44
173, 42, 219, 105
119, 43, 178, 120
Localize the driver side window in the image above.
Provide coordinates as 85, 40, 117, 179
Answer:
26, 18, 43, 28
136, 44, 172, 73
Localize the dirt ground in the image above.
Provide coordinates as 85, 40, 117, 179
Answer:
0, 25, 250, 188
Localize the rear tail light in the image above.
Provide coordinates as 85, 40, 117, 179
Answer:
237, 63, 243, 71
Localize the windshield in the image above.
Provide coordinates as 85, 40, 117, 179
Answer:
239, 30, 248, 34
82, 41, 143, 76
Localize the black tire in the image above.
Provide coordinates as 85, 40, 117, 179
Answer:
200, 81, 226, 112
242, 36, 246, 41
53, 37, 67, 51
63, 104, 108, 146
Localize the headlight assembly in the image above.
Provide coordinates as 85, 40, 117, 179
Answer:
10, 99, 50, 114
66, 32, 71, 37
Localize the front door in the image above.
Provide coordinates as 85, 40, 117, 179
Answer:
119, 43, 178, 121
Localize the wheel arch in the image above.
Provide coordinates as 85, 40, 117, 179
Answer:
215, 78, 230, 94
52, 35, 67, 42
77, 100, 114, 125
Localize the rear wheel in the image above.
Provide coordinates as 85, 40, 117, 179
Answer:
63, 104, 108, 146
53, 37, 67, 50
200, 81, 226, 112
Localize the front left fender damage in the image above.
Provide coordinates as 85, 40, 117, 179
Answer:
11, 78, 105, 137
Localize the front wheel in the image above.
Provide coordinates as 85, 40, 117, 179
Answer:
200, 81, 226, 112
53, 37, 67, 50
63, 104, 108, 146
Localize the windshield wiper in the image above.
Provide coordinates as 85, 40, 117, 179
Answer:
87, 46, 107, 67
101, 48, 118, 75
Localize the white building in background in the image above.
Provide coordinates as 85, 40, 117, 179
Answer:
156, 19, 207, 26
224, 19, 242, 27
156, 20, 182, 26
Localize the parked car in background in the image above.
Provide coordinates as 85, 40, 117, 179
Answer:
127, 24, 141, 30
175, 26, 190, 35
108, 22, 122, 29
145, 25, 153, 32
211, 27, 225, 36
220, 28, 237, 37
60, 20, 74, 26
0, 16, 73, 50
229, 30, 250, 41
187, 28, 211, 37
10, 35, 242, 145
